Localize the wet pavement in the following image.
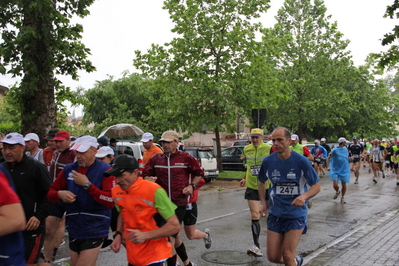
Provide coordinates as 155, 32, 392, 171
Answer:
47, 167, 399, 265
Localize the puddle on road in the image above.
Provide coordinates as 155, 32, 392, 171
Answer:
201, 250, 257, 265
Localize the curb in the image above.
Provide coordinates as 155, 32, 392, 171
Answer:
214, 177, 242, 181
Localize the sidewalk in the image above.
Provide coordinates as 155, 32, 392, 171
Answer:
305, 206, 399, 266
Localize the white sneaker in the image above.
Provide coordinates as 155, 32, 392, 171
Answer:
204, 228, 212, 249
247, 245, 263, 257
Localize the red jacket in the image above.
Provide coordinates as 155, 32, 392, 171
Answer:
142, 150, 204, 206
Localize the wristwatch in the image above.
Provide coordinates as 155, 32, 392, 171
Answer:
190, 183, 196, 189
113, 230, 122, 239
83, 181, 92, 190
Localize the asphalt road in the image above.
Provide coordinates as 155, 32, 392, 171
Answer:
51, 167, 399, 265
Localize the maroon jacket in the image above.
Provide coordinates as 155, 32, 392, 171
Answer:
49, 148, 76, 181
142, 150, 204, 206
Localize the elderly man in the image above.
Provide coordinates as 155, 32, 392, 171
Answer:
258, 127, 321, 266
42, 130, 76, 263
1, 133, 53, 265
109, 154, 180, 266
143, 130, 203, 266
239, 128, 272, 257
24, 133, 44, 164
48, 135, 115, 266
141, 132, 163, 165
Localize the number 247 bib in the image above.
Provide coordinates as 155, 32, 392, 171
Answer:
276, 182, 299, 196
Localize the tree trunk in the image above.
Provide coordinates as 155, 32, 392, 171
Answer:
20, 1, 57, 144
214, 126, 223, 172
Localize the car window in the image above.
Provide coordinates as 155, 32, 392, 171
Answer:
234, 147, 243, 156
222, 148, 234, 156
186, 150, 196, 158
118, 146, 134, 157
198, 150, 215, 159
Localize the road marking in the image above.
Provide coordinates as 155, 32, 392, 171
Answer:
197, 208, 249, 224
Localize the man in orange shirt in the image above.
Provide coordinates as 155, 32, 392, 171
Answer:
141, 132, 163, 165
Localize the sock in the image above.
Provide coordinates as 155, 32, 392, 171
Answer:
167, 254, 177, 266
251, 219, 260, 248
175, 242, 189, 263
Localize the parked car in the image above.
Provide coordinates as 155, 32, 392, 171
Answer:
116, 141, 144, 172
221, 146, 245, 171
231, 140, 270, 147
185, 147, 218, 181
115, 141, 163, 173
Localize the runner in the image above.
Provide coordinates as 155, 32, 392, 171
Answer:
347, 136, 364, 184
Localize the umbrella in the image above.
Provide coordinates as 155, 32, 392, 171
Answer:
98, 124, 144, 138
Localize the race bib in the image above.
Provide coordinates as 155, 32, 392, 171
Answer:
353, 154, 359, 158
250, 165, 261, 176
276, 182, 299, 196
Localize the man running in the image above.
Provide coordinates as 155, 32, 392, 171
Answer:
347, 136, 364, 184
239, 128, 272, 257
258, 127, 320, 266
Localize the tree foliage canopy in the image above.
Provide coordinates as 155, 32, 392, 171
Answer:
133, 0, 276, 169
0, 0, 95, 137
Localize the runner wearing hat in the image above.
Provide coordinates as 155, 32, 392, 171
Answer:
48, 135, 115, 266
109, 154, 180, 266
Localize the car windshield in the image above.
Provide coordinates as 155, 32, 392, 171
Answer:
222, 147, 242, 156
198, 150, 215, 159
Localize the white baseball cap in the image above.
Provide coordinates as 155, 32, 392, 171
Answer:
291, 134, 299, 141
321, 138, 326, 142
338, 137, 348, 144
24, 133, 40, 144
140, 132, 154, 142
95, 146, 115, 158
71, 135, 98, 153
1, 133, 25, 146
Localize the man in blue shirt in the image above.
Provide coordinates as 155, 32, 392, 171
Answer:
258, 127, 321, 266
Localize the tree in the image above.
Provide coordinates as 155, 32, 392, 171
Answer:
83, 72, 160, 136
262, 0, 356, 137
377, 0, 399, 69
0, 0, 95, 138
134, 0, 277, 170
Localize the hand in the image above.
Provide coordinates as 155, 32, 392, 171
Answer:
58, 190, 76, 203
239, 179, 246, 187
72, 170, 90, 186
26, 216, 40, 231
127, 229, 147, 244
110, 236, 122, 253
327, 167, 331, 171
259, 204, 267, 217
182, 185, 193, 195
145, 176, 157, 182
291, 195, 306, 207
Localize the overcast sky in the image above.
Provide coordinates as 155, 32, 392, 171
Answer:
0, 0, 397, 114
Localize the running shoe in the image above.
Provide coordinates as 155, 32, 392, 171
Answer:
333, 191, 340, 199
373, 178, 378, 184
354, 179, 359, 184
204, 228, 212, 249
247, 245, 263, 257
295, 255, 304, 266
341, 197, 346, 204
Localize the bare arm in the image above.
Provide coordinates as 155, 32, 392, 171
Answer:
258, 181, 267, 216
127, 214, 180, 244
0, 203, 26, 236
291, 182, 321, 207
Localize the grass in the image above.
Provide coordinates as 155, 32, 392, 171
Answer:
218, 170, 245, 179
